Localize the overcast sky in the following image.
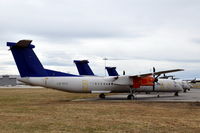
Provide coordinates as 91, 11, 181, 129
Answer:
0, 0, 200, 79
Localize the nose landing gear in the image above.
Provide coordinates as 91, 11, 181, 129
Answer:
99, 93, 105, 99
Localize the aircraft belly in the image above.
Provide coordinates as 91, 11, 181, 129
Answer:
90, 85, 130, 93
21, 77, 182, 94
135, 85, 182, 92
136, 86, 153, 92
110, 85, 130, 93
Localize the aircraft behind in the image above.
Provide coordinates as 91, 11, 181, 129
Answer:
105, 67, 119, 76
73, 60, 120, 77
74, 61, 185, 96
159, 74, 198, 92
74, 60, 95, 76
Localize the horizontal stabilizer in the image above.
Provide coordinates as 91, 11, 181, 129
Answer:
16, 40, 32, 47
7, 40, 35, 48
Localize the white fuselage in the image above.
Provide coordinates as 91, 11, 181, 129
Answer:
175, 80, 192, 90
18, 76, 183, 94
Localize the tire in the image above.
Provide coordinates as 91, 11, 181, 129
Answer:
99, 93, 105, 99
174, 92, 179, 96
127, 95, 134, 100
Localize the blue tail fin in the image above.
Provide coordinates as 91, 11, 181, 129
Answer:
7, 40, 48, 77
105, 67, 119, 76
74, 60, 95, 75
7, 40, 77, 77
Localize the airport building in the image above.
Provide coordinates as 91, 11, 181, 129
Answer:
0, 75, 19, 86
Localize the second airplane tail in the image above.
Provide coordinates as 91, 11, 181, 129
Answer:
74, 60, 95, 76
105, 67, 119, 76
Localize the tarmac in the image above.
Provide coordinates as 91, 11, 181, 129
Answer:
73, 88, 200, 102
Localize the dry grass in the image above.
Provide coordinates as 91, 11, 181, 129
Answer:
192, 83, 200, 88
0, 88, 200, 133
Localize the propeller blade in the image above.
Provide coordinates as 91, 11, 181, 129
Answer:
123, 70, 125, 75
153, 67, 155, 73
153, 67, 156, 91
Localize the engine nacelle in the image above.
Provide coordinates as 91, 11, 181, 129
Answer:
133, 76, 154, 88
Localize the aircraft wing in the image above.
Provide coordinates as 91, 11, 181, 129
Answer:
129, 69, 184, 78
112, 69, 184, 86
184, 79, 200, 83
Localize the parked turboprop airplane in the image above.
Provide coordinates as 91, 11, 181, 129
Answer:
7, 40, 184, 99
108, 67, 193, 93
74, 60, 186, 96
159, 75, 197, 92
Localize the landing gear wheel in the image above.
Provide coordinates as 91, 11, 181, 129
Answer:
174, 92, 179, 96
157, 95, 160, 98
99, 93, 105, 99
127, 95, 134, 100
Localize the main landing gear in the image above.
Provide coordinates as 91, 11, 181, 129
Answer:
99, 93, 105, 99
127, 88, 135, 100
174, 92, 179, 96
127, 94, 135, 100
